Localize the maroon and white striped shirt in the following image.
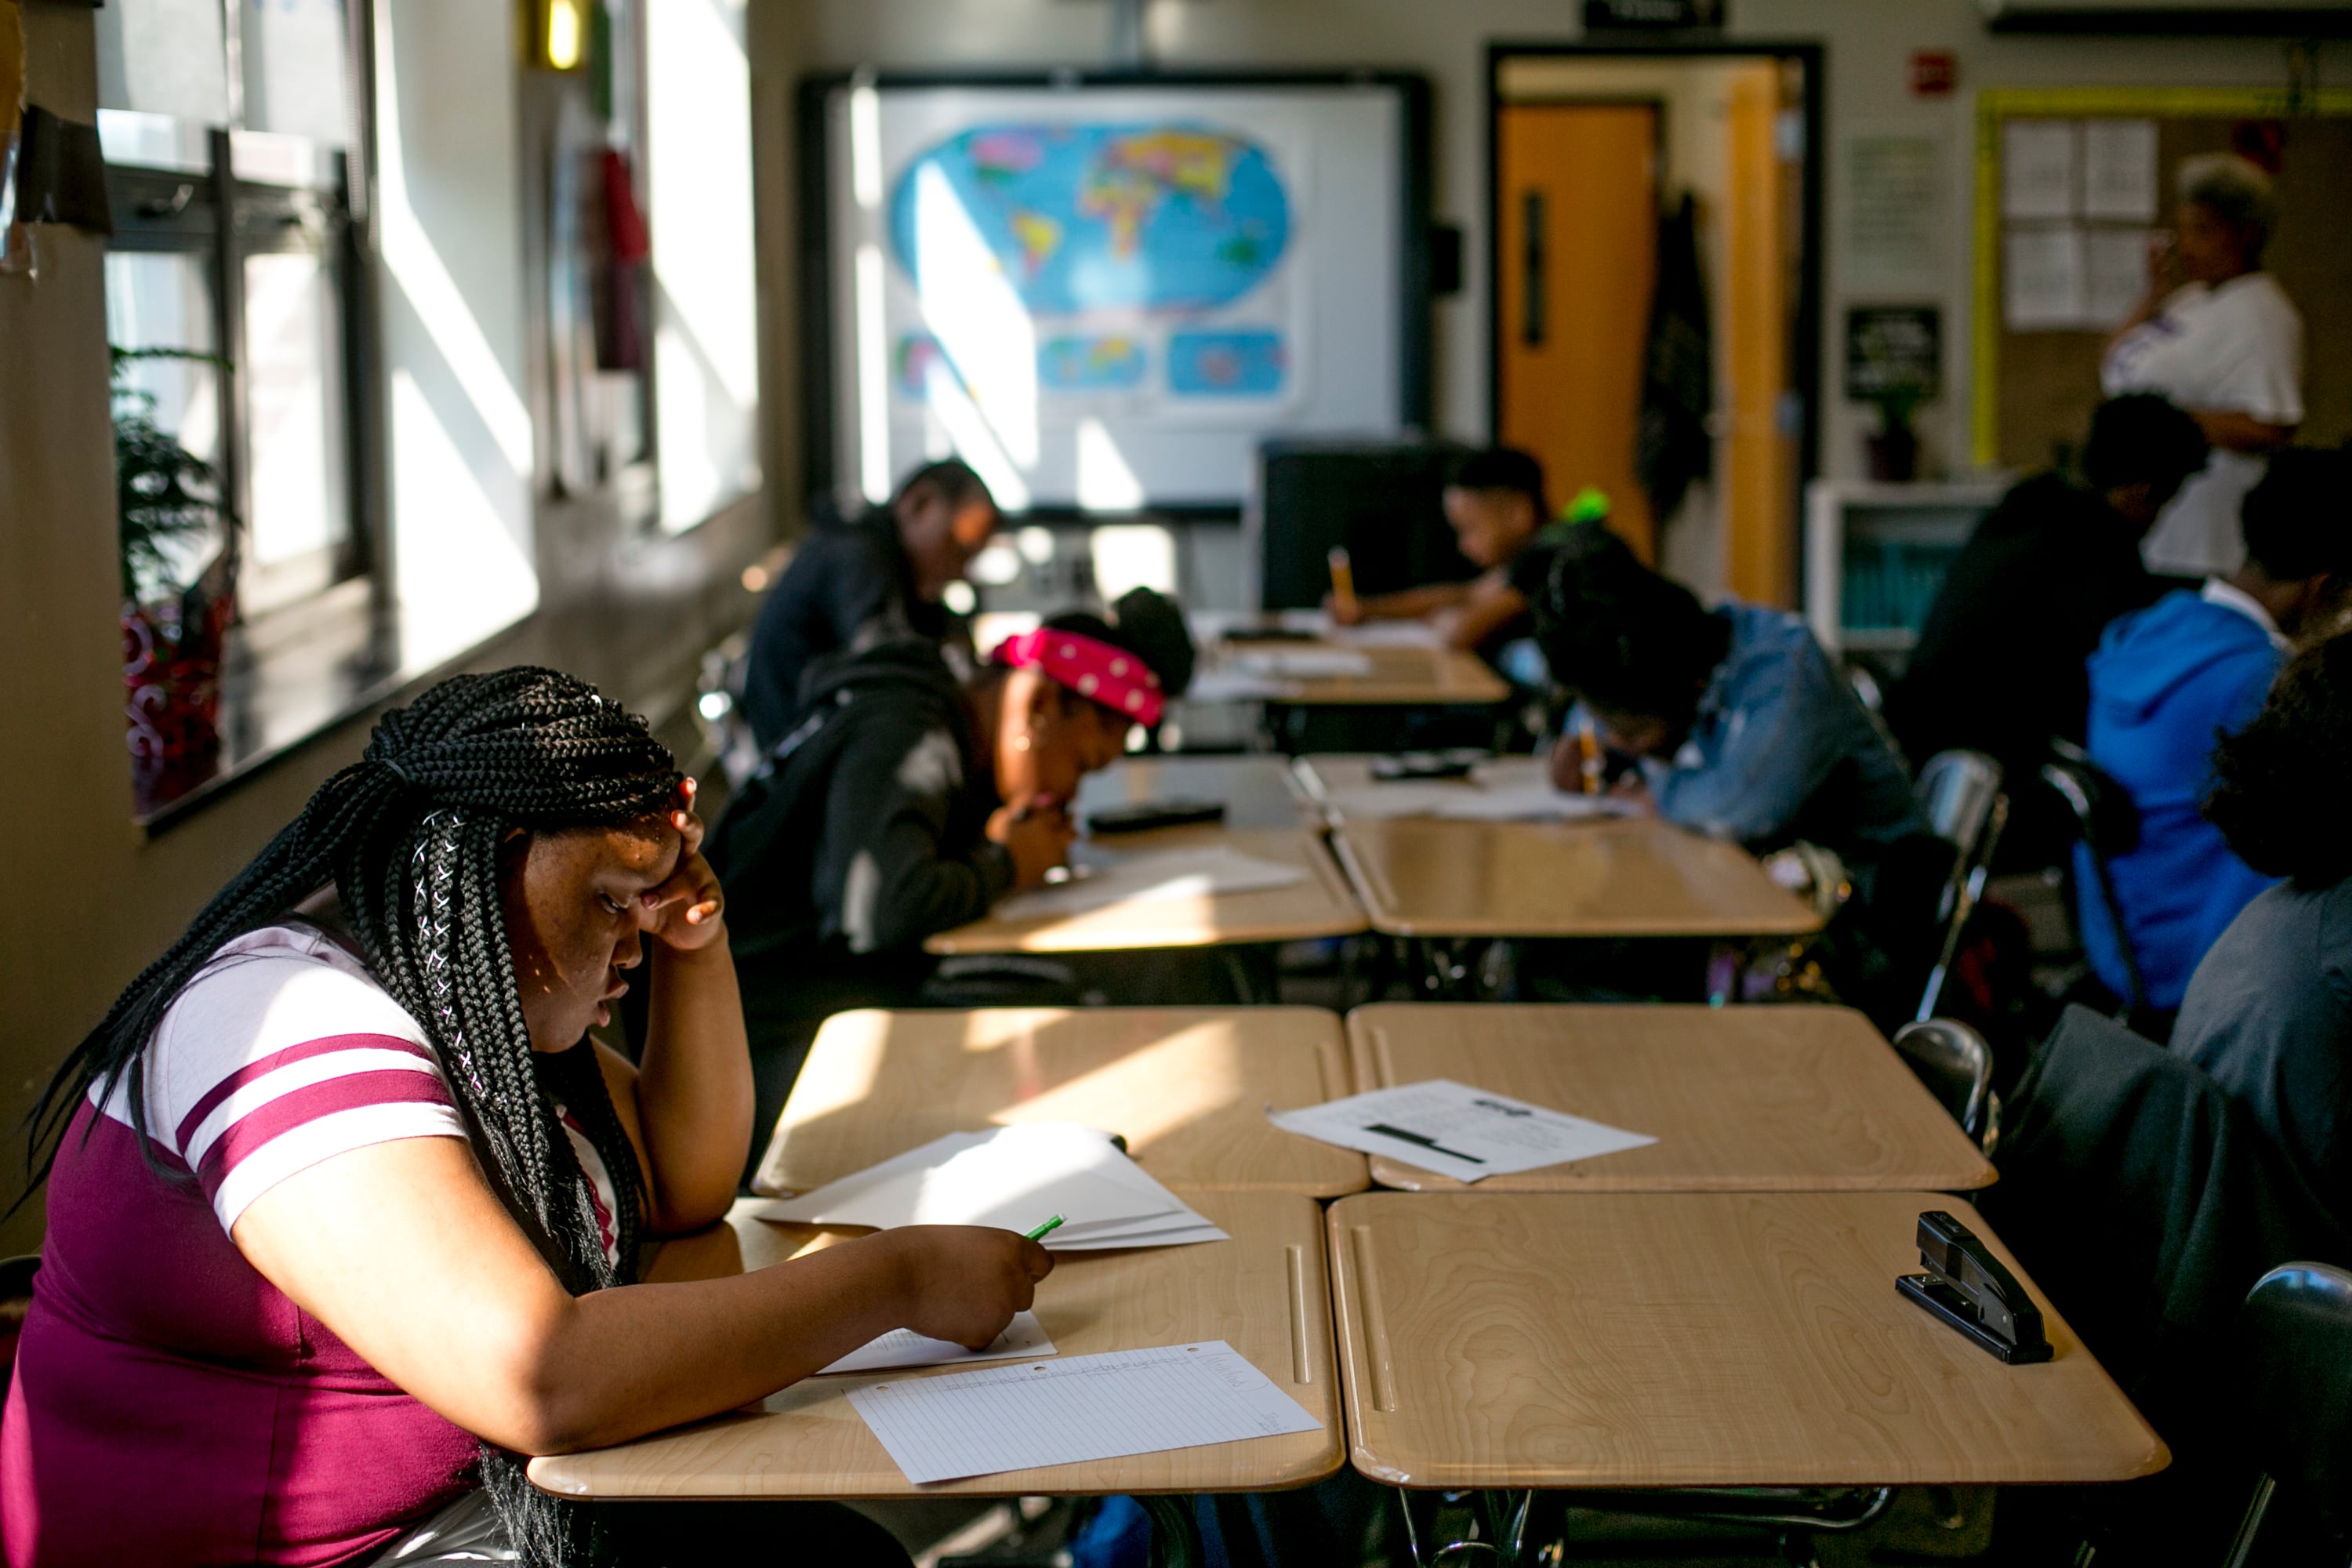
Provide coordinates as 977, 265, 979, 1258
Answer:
2, 925, 619, 1566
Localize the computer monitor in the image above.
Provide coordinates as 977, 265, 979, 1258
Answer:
1249, 439, 1479, 611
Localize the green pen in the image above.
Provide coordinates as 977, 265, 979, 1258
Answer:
1024, 1214, 1065, 1242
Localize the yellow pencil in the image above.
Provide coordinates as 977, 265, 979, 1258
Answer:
1327, 546, 1358, 619
1577, 713, 1604, 796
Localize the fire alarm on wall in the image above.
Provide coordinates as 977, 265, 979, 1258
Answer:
1911, 50, 1958, 95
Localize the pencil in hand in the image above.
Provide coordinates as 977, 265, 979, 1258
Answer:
1577, 713, 1605, 797
1327, 546, 1358, 621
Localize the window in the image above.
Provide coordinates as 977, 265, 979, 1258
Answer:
97, 0, 377, 817
104, 125, 367, 617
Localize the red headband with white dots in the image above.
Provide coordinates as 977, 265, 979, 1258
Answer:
991, 626, 1166, 728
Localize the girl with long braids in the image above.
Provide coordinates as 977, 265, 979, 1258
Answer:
3, 668, 1049, 1566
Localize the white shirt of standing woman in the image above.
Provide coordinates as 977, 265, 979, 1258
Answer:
2103, 272, 2304, 579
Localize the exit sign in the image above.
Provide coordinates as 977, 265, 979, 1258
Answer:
1584, 0, 1728, 30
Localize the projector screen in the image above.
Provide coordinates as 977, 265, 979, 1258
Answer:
805, 72, 1430, 517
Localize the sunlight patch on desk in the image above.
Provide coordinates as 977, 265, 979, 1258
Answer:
993, 1022, 1248, 1149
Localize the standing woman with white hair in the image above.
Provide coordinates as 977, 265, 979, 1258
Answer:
2104, 152, 2304, 577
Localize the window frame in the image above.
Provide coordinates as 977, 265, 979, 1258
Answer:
101, 29, 381, 625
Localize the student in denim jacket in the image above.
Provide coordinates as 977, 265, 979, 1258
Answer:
1533, 546, 1923, 869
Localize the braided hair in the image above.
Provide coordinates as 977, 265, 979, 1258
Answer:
24, 666, 681, 1566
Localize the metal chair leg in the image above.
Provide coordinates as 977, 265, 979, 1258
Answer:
1395, 1489, 1533, 1566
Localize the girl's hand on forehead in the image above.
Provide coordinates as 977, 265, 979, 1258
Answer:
640, 777, 726, 951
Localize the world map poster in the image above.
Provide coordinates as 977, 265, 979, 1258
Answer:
887, 120, 1304, 413
833, 81, 1407, 510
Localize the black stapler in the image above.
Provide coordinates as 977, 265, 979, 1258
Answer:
1896, 1210, 2054, 1364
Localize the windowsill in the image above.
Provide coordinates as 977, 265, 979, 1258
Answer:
137, 579, 533, 836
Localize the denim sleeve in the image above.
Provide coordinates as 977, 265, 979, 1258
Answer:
1653, 644, 1853, 846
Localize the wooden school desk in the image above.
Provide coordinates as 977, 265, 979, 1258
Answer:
1243, 644, 1510, 708
1300, 753, 1819, 940
1196, 619, 1512, 710
1346, 1004, 1996, 1193
1327, 1190, 2166, 1492
924, 818, 1365, 956
527, 1190, 1345, 1520
753, 1007, 1367, 1199
1075, 754, 1313, 832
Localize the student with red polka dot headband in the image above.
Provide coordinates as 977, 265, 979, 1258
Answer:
707, 588, 1194, 1163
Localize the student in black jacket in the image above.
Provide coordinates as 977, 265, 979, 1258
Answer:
1886, 394, 2209, 854
710, 591, 1195, 1161
739, 461, 1000, 750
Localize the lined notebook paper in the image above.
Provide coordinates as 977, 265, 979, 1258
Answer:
848, 1341, 1322, 1484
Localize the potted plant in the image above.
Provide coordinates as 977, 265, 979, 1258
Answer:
113, 347, 240, 817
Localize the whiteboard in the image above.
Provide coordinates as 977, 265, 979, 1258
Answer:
816, 77, 1421, 514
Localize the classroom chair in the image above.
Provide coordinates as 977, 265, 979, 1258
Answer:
2039, 739, 2146, 1015
1481, 1483, 1896, 1565
1912, 750, 2008, 1022
1977, 1007, 2352, 1563
1891, 1018, 2000, 1153
2221, 1261, 2352, 1567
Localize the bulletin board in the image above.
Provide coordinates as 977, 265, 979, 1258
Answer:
799, 71, 1433, 519
1972, 86, 2352, 473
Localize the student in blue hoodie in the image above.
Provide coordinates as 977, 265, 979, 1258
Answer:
2082, 446, 2352, 1020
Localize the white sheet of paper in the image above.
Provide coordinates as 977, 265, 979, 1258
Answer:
1050, 1223, 1233, 1251
992, 847, 1307, 922
848, 1341, 1322, 1484
2005, 225, 2086, 330
2082, 119, 2158, 221
1184, 667, 1294, 703
1327, 619, 1446, 650
1319, 760, 1635, 823
1846, 130, 1944, 285
1317, 783, 1632, 822
1227, 648, 1375, 679
748, 1123, 1227, 1250
2084, 227, 2155, 327
2002, 119, 2077, 220
1269, 1078, 1656, 1183
818, 1312, 1054, 1376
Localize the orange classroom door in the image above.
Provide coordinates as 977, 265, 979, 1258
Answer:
1497, 102, 1661, 563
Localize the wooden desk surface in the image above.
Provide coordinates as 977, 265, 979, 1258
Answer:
1076, 754, 1312, 832
924, 825, 1367, 955
1327, 1190, 2167, 1490
753, 1007, 1368, 1199
1214, 641, 1510, 707
1327, 814, 1820, 939
1293, 753, 1537, 818
527, 1190, 1345, 1501
1348, 1004, 1996, 1194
